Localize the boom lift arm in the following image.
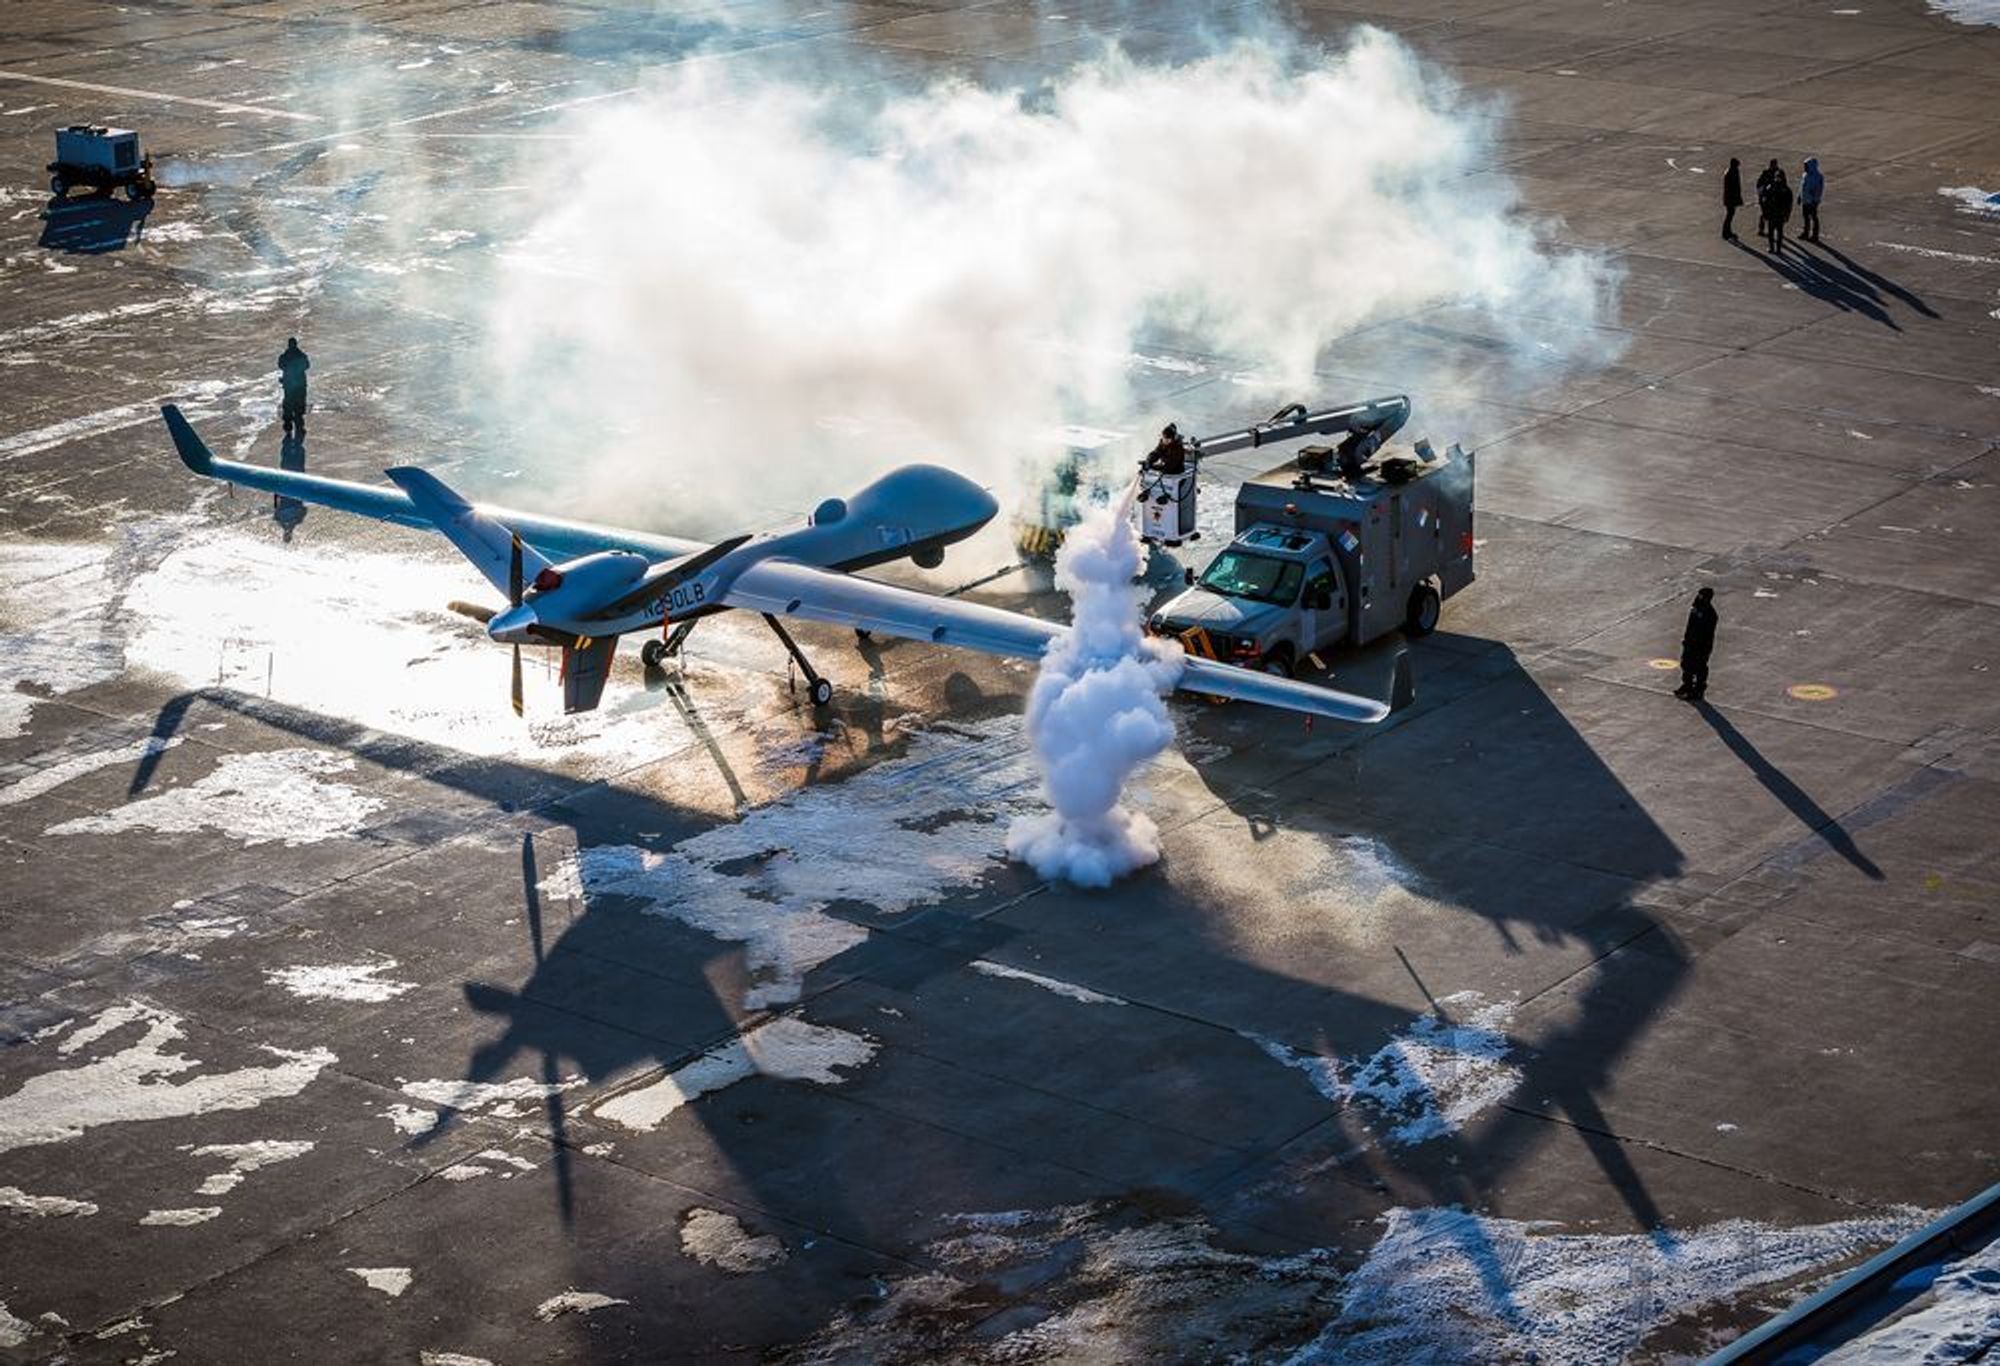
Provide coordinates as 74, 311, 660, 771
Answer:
1187, 395, 1411, 467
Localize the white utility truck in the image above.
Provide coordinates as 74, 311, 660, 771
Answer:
1147, 395, 1474, 676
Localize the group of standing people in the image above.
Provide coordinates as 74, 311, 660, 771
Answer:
1722, 156, 1823, 251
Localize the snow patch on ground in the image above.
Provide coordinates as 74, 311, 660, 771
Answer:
1821, 1235, 2000, 1363
1925, 0, 2000, 25
972, 960, 1125, 1005
1288, 1205, 1931, 1364
543, 718, 1037, 1008
398, 1075, 583, 1121
534, 1290, 628, 1321
0, 1003, 335, 1154
439, 1149, 538, 1181
0, 1302, 33, 1348
789, 1198, 1929, 1364
0, 734, 181, 808
796, 1200, 1340, 1361
0, 1187, 97, 1217
265, 960, 415, 1003
1939, 186, 2000, 216
420, 1354, 495, 1366
349, 1266, 412, 1297
189, 1139, 313, 1195
593, 1016, 877, 1132
1246, 992, 1522, 1144
680, 1207, 789, 1273
140, 1207, 221, 1226
382, 1103, 440, 1135
46, 749, 385, 846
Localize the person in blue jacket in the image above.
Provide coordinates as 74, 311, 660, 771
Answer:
1799, 158, 1824, 243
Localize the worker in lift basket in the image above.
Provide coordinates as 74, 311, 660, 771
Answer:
278, 337, 310, 438
1144, 424, 1188, 476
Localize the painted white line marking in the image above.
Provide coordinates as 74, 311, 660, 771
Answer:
0, 70, 315, 122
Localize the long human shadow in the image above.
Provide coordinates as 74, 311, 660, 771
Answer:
1810, 240, 1939, 321
1731, 238, 1900, 331
1693, 700, 1884, 880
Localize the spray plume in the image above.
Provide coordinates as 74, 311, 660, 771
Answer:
477, 27, 1617, 529
1005, 489, 1185, 887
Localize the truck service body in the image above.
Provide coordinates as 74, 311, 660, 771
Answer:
1149, 419, 1474, 674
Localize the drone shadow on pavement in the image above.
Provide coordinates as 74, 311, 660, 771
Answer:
126, 624, 1727, 1358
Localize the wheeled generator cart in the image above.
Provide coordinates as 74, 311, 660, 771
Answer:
48, 125, 156, 201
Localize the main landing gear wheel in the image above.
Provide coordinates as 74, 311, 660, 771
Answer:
809, 678, 833, 707
640, 638, 669, 669
1405, 583, 1441, 637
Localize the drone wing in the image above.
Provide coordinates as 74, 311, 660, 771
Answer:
722, 559, 1391, 724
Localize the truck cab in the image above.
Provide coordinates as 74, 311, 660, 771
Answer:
1149, 435, 1475, 676
1150, 525, 1346, 674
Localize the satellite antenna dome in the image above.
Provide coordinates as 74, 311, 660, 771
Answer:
812, 497, 847, 526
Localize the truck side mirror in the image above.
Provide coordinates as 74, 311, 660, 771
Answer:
1184, 567, 1196, 586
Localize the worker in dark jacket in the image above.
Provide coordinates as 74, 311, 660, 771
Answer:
1145, 423, 1188, 475
1799, 157, 1824, 242
1675, 587, 1719, 701
1754, 159, 1779, 239
278, 337, 310, 438
1761, 170, 1794, 253
1721, 157, 1743, 241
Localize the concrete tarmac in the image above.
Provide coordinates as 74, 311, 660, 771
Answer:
0, 1, 1996, 1363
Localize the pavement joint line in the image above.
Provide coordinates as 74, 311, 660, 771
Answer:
1507, 920, 1669, 1017
229, 77, 582, 157
1495, 1099, 1895, 1214
1551, 401, 1992, 480
1637, 368, 2000, 446
0, 68, 316, 121
774, 978, 1271, 1160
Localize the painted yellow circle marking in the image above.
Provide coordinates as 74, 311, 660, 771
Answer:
1788, 683, 1838, 701
1647, 658, 1679, 671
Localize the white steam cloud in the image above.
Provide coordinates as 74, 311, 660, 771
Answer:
1006, 490, 1185, 887
479, 27, 1616, 528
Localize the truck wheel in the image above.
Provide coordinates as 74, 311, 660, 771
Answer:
1261, 644, 1295, 678
1405, 584, 1441, 637
49, 175, 67, 198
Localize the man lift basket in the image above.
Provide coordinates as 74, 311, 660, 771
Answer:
1135, 398, 1410, 550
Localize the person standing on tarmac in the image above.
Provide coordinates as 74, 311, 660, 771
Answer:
1762, 169, 1794, 253
1722, 157, 1744, 241
1754, 158, 1779, 240
1799, 157, 1824, 243
1675, 587, 1719, 702
278, 337, 310, 438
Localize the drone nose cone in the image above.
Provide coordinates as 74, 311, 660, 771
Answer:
489, 603, 538, 642
964, 479, 1000, 527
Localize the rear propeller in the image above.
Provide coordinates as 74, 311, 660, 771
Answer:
509, 532, 525, 717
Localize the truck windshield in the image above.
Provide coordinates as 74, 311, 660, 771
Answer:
1198, 551, 1302, 605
